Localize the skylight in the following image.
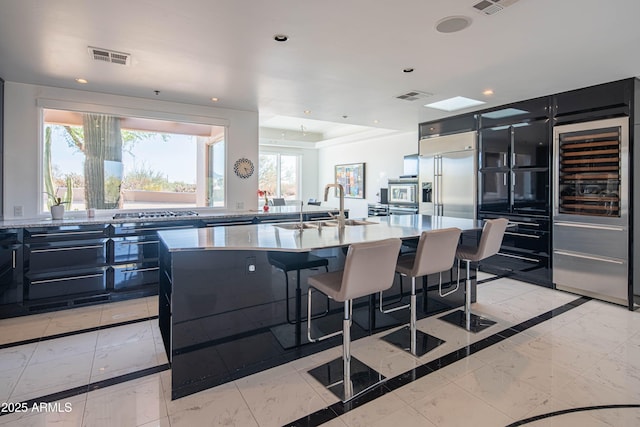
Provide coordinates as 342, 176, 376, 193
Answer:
424, 96, 485, 112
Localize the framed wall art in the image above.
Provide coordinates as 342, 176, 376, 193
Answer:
334, 163, 365, 198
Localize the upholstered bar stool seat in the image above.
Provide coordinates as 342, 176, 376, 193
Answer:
381, 228, 461, 356
307, 238, 402, 402
440, 218, 508, 333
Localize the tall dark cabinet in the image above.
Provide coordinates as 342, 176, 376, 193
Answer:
477, 97, 552, 286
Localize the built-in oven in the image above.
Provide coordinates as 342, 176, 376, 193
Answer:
388, 179, 418, 205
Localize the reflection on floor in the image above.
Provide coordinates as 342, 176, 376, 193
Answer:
1, 273, 640, 426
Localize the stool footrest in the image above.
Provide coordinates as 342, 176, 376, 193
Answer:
439, 309, 496, 333
308, 356, 385, 402
381, 326, 445, 357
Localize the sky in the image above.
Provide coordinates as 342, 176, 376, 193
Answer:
50, 126, 198, 184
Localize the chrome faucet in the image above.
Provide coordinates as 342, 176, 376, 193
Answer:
299, 201, 304, 230
324, 183, 346, 228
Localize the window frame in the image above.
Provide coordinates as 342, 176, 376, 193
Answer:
258, 149, 301, 200
37, 98, 229, 214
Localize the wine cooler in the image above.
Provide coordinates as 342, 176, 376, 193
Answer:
552, 117, 629, 306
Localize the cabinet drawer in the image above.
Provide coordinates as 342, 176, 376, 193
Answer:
27, 240, 108, 271
113, 263, 159, 290
25, 225, 109, 242
502, 230, 549, 255
482, 251, 550, 283
112, 237, 159, 263
27, 269, 107, 300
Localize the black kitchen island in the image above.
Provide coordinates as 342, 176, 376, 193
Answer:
157, 214, 483, 400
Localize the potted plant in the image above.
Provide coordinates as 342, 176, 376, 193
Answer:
258, 189, 270, 211
49, 196, 65, 220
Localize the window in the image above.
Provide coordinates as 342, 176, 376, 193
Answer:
42, 108, 225, 212
258, 152, 299, 200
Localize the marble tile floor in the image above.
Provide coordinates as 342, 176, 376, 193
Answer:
1, 274, 640, 426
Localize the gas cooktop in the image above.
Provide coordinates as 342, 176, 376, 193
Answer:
113, 210, 199, 219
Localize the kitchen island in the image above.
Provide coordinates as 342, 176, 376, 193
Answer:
158, 214, 483, 399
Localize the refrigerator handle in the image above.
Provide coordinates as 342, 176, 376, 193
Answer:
503, 172, 507, 186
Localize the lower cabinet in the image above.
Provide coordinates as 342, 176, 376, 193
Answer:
23, 225, 110, 309
478, 214, 551, 286
0, 229, 22, 306
26, 267, 108, 300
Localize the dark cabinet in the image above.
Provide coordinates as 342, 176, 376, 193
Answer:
554, 79, 632, 123
479, 119, 550, 216
0, 229, 22, 306
110, 221, 197, 292
479, 214, 551, 286
419, 113, 476, 139
24, 225, 109, 301
479, 97, 549, 128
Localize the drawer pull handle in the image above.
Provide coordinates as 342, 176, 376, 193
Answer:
553, 250, 625, 265
504, 231, 541, 239
554, 222, 624, 232
507, 221, 540, 227
118, 240, 158, 246
206, 221, 253, 226
30, 230, 105, 238
119, 225, 194, 232
116, 266, 160, 273
496, 252, 540, 263
31, 273, 103, 285
31, 244, 104, 253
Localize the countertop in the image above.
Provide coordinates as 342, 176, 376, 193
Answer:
0, 206, 341, 229
158, 215, 483, 252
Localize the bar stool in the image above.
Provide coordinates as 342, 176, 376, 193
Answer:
306, 238, 402, 402
440, 218, 509, 333
266, 252, 329, 325
381, 228, 462, 356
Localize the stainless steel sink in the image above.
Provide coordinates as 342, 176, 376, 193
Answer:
273, 223, 319, 230
324, 219, 378, 226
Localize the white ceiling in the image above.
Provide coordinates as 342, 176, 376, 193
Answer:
1, 0, 639, 137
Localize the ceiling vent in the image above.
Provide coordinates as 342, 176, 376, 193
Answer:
472, 0, 519, 16
88, 46, 131, 66
395, 90, 434, 101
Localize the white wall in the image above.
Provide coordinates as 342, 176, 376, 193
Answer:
317, 131, 418, 218
3, 82, 259, 218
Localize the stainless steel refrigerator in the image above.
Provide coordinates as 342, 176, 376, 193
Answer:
552, 117, 629, 306
418, 131, 477, 219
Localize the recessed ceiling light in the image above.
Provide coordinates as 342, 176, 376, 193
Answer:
304, 110, 311, 115
483, 89, 494, 96
403, 68, 414, 73
75, 78, 88, 84
273, 34, 289, 42
435, 16, 472, 33
425, 96, 485, 111
211, 97, 219, 102
373, 120, 380, 124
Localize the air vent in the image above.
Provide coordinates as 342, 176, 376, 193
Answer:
88, 46, 131, 66
395, 90, 434, 101
472, 0, 519, 15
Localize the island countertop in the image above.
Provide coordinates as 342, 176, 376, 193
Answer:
158, 214, 483, 252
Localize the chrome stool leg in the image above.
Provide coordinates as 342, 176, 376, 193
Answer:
381, 275, 445, 357
439, 258, 496, 333
307, 292, 385, 402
